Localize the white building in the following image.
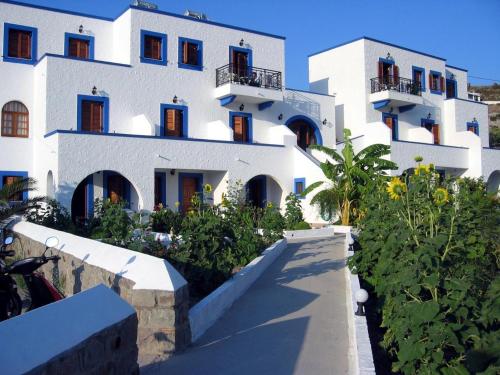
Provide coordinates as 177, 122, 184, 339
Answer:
0, 2, 498, 225
0, 0, 334, 223
309, 37, 499, 191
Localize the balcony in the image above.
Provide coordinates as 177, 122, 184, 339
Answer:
214, 64, 284, 104
369, 76, 424, 108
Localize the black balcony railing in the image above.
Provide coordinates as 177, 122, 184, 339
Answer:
370, 76, 422, 96
216, 63, 282, 90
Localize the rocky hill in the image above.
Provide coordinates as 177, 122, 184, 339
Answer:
469, 84, 500, 148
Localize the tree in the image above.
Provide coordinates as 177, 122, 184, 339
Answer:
0, 177, 43, 222
303, 129, 397, 225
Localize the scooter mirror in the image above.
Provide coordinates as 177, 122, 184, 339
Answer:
3, 236, 13, 246
45, 236, 59, 249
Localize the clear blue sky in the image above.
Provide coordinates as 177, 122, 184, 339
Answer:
12, 0, 500, 88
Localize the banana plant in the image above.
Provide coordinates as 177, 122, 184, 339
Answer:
303, 128, 398, 225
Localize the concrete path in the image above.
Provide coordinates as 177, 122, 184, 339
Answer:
142, 236, 350, 375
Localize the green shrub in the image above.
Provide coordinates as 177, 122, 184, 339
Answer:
166, 206, 235, 301
25, 199, 73, 232
259, 203, 285, 245
292, 221, 311, 230
91, 199, 132, 246
349, 163, 500, 374
150, 207, 183, 234
284, 192, 305, 229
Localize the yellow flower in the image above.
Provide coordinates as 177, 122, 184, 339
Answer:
203, 183, 213, 193
433, 188, 449, 206
266, 202, 273, 208
414, 164, 430, 176
174, 201, 180, 208
158, 203, 163, 209
386, 177, 407, 200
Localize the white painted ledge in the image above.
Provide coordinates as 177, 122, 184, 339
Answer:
12, 220, 187, 291
0, 284, 135, 375
344, 229, 376, 375
189, 238, 288, 342
284, 227, 334, 239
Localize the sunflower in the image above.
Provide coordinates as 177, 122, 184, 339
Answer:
433, 188, 449, 206
203, 183, 213, 193
386, 177, 407, 200
414, 164, 430, 176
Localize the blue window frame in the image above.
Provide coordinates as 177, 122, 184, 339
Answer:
64, 33, 94, 59
140, 30, 167, 65
382, 113, 398, 141
229, 111, 253, 143
178, 172, 203, 212
178, 37, 203, 71
160, 104, 188, 138
229, 46, 253, 68
412, 66, 426, 92
77, 95, 110, 133
294, 178, 306, 199
466, 121, 479, 136
446, 78, 457, 99
429, 70, 443, 94
0, 171, 28, 201
3, 23, 38, 64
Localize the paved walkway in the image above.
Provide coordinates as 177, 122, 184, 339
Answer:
142, 236, 350, 375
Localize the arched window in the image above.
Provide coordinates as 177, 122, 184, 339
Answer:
1, 101, 29, 137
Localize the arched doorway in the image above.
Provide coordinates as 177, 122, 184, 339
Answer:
71, 170, 140, 222
487, 171, 500, 194
245, 175, 284, 209
286, 115, 322, 151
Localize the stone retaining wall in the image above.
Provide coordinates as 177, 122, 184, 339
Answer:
9, 222, 190, 364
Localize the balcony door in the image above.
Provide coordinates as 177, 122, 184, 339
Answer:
287, 120, 317, 151
382, 113, 398, 141
422, 119, 440, 144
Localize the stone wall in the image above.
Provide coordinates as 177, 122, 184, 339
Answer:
10, 225, 191, 364
0, 285, 139, 375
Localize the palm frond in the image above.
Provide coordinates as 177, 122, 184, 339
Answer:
0, 177, 38, 201
309, 144, 344, 164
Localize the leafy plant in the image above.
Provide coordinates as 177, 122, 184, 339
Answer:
0, 177, 44, 221
284, 192, 305, 229
150, 207, 183, 234
292, 221, 311, 230
349, 161, 500, 374
25, 199, 73, 231
91, 199, 132, 246
303, 128, 397, 225
259, 203, 285, 245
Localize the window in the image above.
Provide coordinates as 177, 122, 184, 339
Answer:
77, 95, 109, 133
446, 79, 457, 99
0, 171, 28, 202
3, 23, 37, 64
161, 104, 188, 137
64, 33, 94, 59
429, 70, 444, 94
178, 37, 203, 71
1, 101, 29, 137
230, 112, 252, 143
467, 122, 479, 136
140, 30, 167, 65
294, 178, 306, 199
412, 66, 425, 91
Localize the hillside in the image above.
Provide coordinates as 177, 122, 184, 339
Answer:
469, 84, 500, 148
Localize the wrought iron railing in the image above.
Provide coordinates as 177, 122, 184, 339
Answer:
216, 63, 282, 90
370, 76, 422, 96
